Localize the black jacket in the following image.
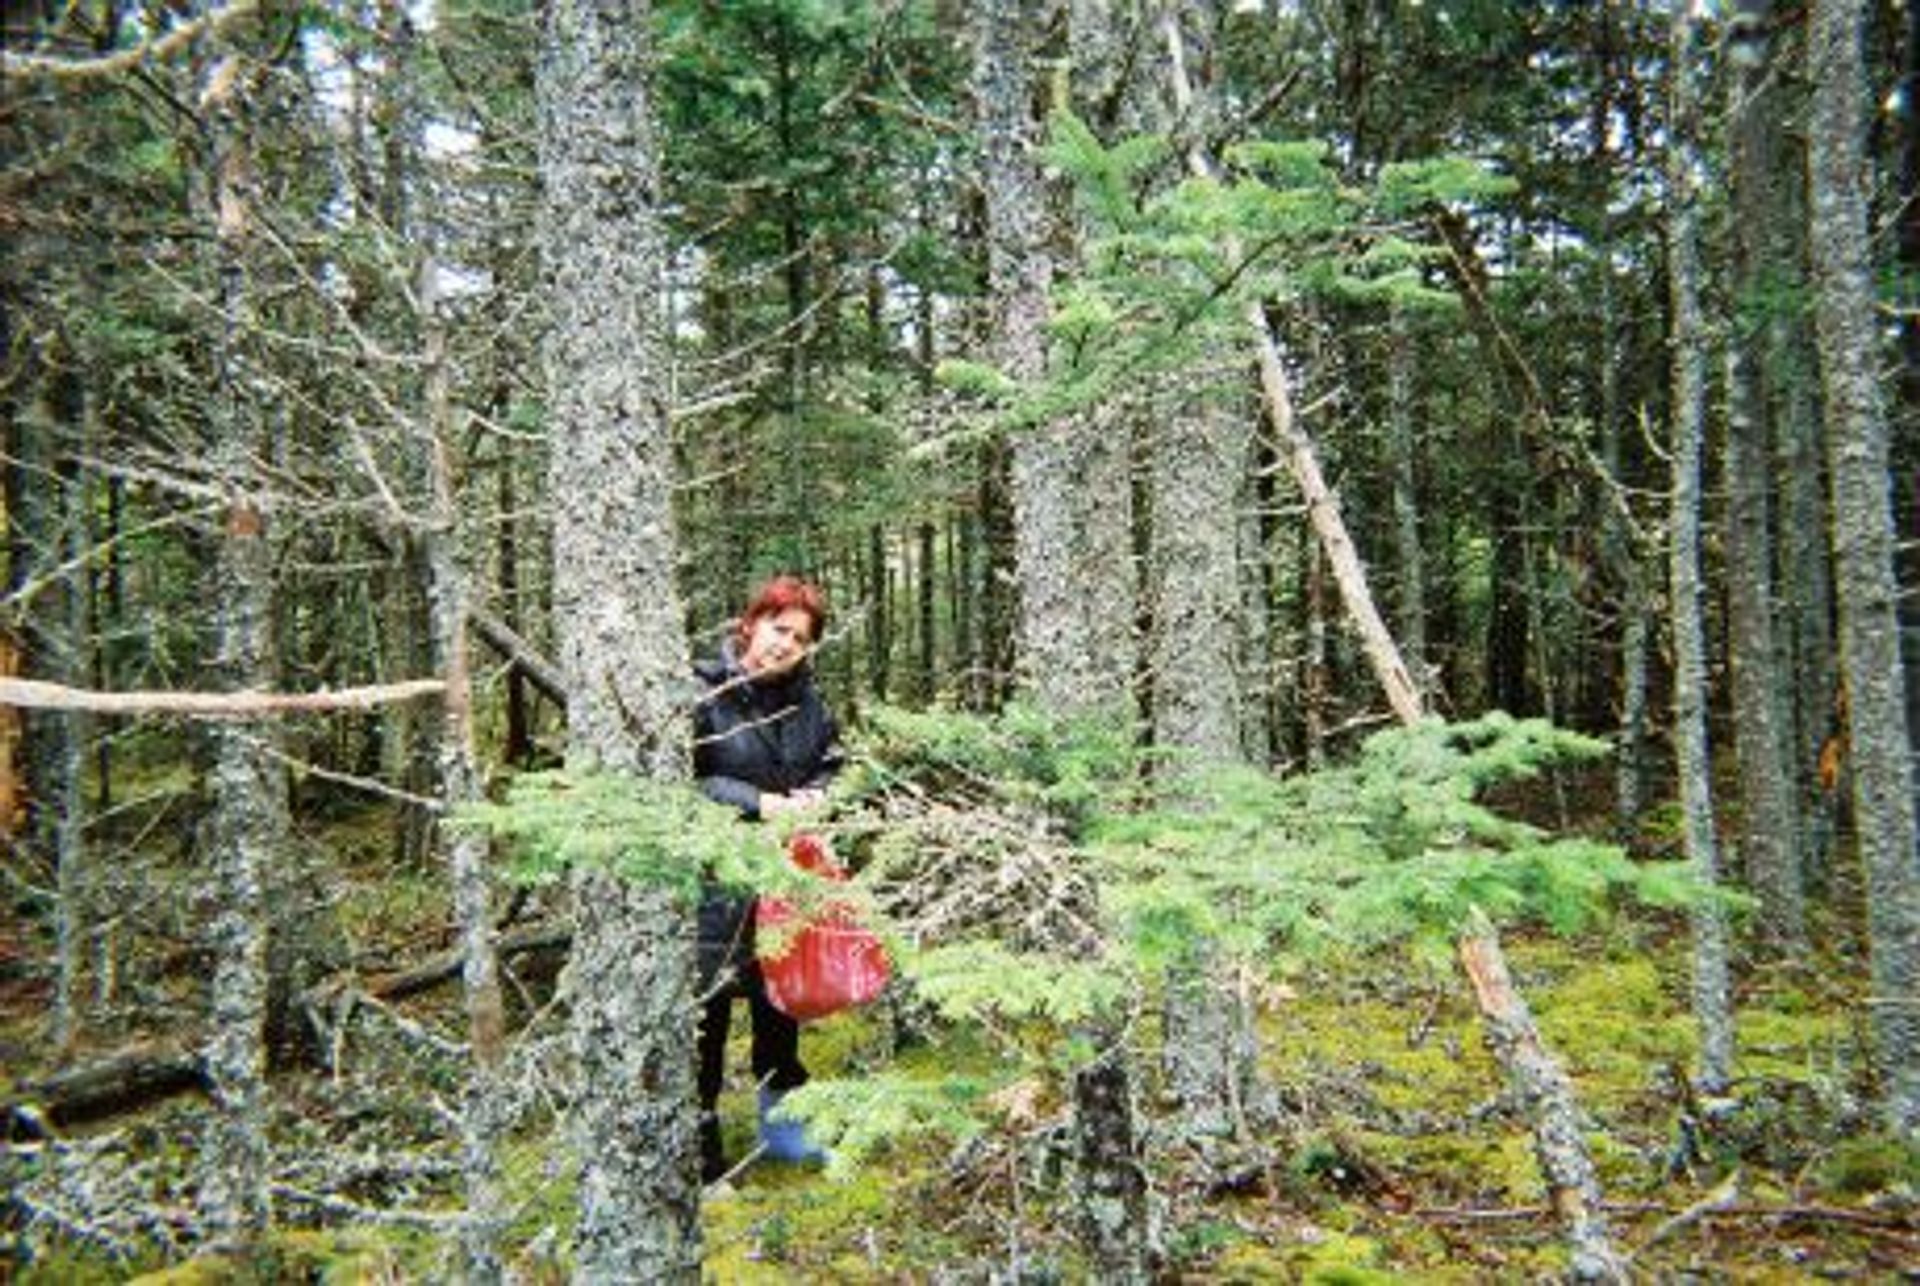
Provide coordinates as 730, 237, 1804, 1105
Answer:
692, 640, 841, 982
692, 641, 841, 817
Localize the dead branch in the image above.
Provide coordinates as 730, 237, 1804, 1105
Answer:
1409, 1200, 1915, 1235
2, 0, 261, 79
470, 610, 567, 706
310, 920, 573, 1008
0, 676, 445, 718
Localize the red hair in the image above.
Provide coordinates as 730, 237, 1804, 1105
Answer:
734, 575, 828, 649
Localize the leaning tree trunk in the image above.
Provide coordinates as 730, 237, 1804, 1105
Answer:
1808, 0, 1920, 1134
198, 49, 284, 1243
538, 0, 702, 1277
1667, 0, 1736, 1096
1458, 913, 1626, 1282
1160, 18, 1622, 1269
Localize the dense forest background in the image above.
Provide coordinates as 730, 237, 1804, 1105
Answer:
2, 0, 1917, 1281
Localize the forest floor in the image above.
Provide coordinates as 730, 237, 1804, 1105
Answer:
3, 795, 1918, 1283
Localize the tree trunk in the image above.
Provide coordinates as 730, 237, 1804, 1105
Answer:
980, 0, 1076, 717
1387, 300, 1429, 699
1303, 531, 1329, 770
917, 520, 937, 705
1150, 371, 1259, 1136
1667, 1, 1736, 1095
199, 54, 283, 1240
538, 0, 701, 1275
1725, 49, 1805, 951
48, 379, 89, 1053
979, 0, 1155, 1275
421, 252, 508, 1283
1248, 306, 1423, 729
867, 523, 890, 702
1072, 1033, 1152, 1286
1485, 461, 1531, 716
1808, 0, 1920, 1133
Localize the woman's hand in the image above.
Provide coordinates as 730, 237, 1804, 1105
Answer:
759, 787, 826, 817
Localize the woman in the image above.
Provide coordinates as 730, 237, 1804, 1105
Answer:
693, 574, 839, 1181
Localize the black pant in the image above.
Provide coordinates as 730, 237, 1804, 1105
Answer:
697, 938, 807, 1111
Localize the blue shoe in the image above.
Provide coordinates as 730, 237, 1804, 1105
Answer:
758, 1086, 828, 1165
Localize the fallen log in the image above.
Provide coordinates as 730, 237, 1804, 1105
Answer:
5, 923, 574, 1133
7, 1044, 208, 1134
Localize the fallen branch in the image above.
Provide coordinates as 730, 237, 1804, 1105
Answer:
1408, 1200, 1915, 1234
272, 1183, 463, 1229
317, 920, 572, 1007
1630, 1171, 1740, 1260
0, 677, 445, 718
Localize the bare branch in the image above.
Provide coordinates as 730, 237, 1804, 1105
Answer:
0, 677, 445, 718
2, 1, 261, 80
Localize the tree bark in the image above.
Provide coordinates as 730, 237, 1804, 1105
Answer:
1148, 1, 1262, 1146
1725, 48, 1805, 952
1073, 1033, 1153, 1286
1808, 0, 1920, 1133
51, 386, 91, 1053
980, 0, 1155, 1274
199, 50, 283, 1241
1666, 1, 1736, 1095
1387, 300, 1430, 700
538, 0, 701, 1275
420, 248, 508, 1283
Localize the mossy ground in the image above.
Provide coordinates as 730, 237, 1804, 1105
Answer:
6, 786, 1914, 1282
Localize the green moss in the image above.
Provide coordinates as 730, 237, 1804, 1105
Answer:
1815, 1134, 1920, 1196
703, 1139, 960, 1281
1733, 1005, 1852, 1080
123, 1232, 406, 1285
1208, 1239, 1295, 1281
1532, 956, 1692, 1102
1296, 1230, 1389, 1283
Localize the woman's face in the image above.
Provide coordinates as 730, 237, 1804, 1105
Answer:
739, 606, 816, 679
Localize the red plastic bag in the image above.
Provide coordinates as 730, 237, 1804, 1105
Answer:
756, 833, 890, 1022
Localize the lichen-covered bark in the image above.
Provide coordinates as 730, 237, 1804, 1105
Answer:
978, 0, 1095, 717
1666, 4, 1735, 1094
540, 0, 688, 787
1150, 375, 1259, 1138
1387, 302, 1429, 697
51, 388, 91, 1053
1808, 0, 1920, 1133
1725, 53, 1804, 951
1150, 386, 1247, 766
422, 258, 507, 1284
981, 4, 1152, 1275
1073, 1031, 1153, 1285
538, 0, 701, 1276
1459, 919, 1626, 1282
199, 56, 282, 1243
